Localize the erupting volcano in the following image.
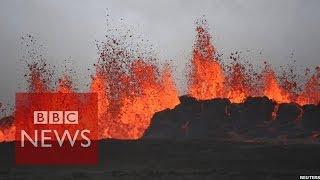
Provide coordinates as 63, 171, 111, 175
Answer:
0, 19, 319, 142
21, 35, 180, 140
188, 19, 320, 105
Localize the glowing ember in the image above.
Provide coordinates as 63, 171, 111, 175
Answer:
27, 62, 50, 93
56, 75, 73, 93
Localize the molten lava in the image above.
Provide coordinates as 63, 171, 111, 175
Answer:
227, 63, 250, 103
262, 64, 290, 103
187, 21, 319, 105
90, 74, 108, 117
93, 60, 180, 139
188, 22, 225, 100
297, 67, 320, 105
0, 20, 320, 142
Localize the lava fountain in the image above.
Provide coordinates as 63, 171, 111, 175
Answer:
0, 20, 320, 142
188, 20, 225, 100
23, 36, 180, 140
187, 20, 319, 105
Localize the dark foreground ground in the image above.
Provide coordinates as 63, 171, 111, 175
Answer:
0, 140, 320, 180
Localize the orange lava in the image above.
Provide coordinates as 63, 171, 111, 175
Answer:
297, 67, 320, 105
188, 23, 225, 100
118, 63, 179, 139
90, 72, 109, 123
262, 64, 290, 103
187, 21, 319, 105
1, 20, 320, 142
0, 130, 4, 142
92, 60, 180, 139
0, 125, 15, 142
227, 63, 250, 103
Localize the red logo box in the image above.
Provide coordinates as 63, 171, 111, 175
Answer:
15, 93, 98, 165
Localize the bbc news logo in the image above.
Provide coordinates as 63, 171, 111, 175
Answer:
21, 111, 91, 148
15, 93, 98, 165
34, 111, 79, 124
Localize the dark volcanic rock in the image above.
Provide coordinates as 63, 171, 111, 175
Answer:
143, 96, 319, 140
229, 97, 276, 138
143, 96, 232, 139
274, 103, 302, 124
301, 104, 320, 130
145, 96, 277, 139
229, 97, 275, 129
243, 96, 276, 123
272, 103, 306, 138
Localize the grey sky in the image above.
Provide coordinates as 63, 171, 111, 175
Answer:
0, 0, 320, 114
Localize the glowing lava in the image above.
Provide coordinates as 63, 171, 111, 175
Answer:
227, 63, 250, 103
187, 21, 319, 105
297, 67, 320, 105
188, 22, 225, 100
262, 64, 290, 103
1, 20, 320, 142
93, 59, 180, 139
